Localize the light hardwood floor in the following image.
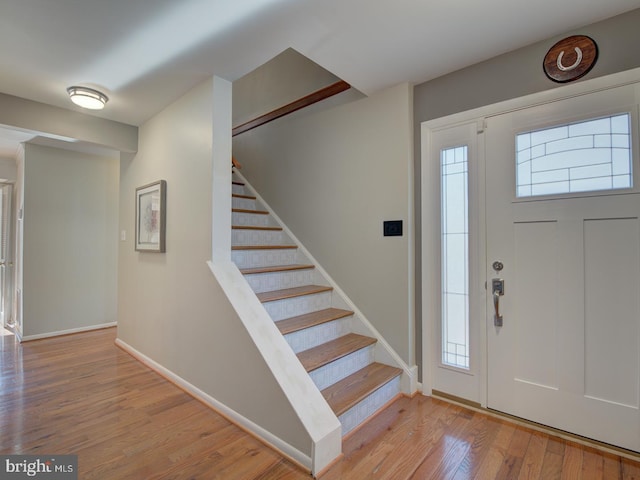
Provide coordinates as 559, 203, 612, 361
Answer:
2, 327, 640, 479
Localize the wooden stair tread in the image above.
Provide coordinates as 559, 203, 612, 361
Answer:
297, 333, 376, 372
232, 181, 244, 186
276, 308, 353, 335
232, 208, 268, 215
322, 363, 402, 416
232, 225, 283, 231
232, 245, 297, 250
232, 193, 256, 200
240, 264, 314, 275
257, 285, 332, 303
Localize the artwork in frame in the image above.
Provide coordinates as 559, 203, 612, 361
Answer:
135, 180, 166, 252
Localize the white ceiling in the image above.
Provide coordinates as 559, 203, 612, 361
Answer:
0, 0, 639, 140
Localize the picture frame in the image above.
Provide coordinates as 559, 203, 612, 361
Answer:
135, 180, 166, 252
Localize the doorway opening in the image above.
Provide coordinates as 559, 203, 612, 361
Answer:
0, 182, 15, 336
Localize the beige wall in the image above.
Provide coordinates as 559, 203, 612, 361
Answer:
414, 8, 640, 124
233, 48, 342, 127
21, 143, 119, 337
117, 78, 311, 456
233, 83, 414, 365
0, 157, 16, 180
0, 93, 137, 152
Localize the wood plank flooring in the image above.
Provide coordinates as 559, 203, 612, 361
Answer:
0, 328, 305, 480
2, 327, 640, 479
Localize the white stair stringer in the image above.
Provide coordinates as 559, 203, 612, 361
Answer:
207, 259, 341, 474
231, 170, 418, 437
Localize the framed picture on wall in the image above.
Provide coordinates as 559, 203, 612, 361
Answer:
135, 180, 166, 252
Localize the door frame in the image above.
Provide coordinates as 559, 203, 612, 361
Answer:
0, 182, 15, 330
421, 121, 486, 403
421, 66, 640, 406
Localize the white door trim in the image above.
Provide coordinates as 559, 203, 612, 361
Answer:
421, 121, 486, 403
421, 66, 640, 404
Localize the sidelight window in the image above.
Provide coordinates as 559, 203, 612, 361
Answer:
441, 145, 469, 369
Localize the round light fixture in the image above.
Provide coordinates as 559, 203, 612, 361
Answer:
66, 86, 109, 110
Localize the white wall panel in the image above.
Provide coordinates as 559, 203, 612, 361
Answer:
584, 218, 640, 408
514, 221, 559, 389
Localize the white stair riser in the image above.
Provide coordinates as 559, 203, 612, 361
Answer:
339, 376, 401, 436
309, 345, 375, 391
263, 291, 332, 321
232, 211, 272, 227
232, 184, 245, 195
244, 268, 316, 293
232, 196, 257, 210
232, 248, 298, 269
232, 229, 289, 246
283, 318, 350, 353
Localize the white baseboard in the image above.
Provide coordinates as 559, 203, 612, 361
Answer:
20, 322, 117, 342
114, 337, 312, 473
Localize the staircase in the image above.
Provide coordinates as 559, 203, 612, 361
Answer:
230, 173, 403, 436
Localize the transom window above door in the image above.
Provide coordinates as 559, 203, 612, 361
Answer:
516, 113, 632, 197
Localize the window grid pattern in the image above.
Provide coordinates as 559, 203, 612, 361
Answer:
516, 113, 632, 197
441, 146, 470, 369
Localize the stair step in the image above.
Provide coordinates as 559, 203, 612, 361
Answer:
232, 245, 297, 251
232, 225, 283, 231
232, 181, 245, 186
257, 285, 332, 303
297, 333, 376, 372
277, 308, 353, 335
232, 208, 268, 215
322, 363, 402, 417
232, 193, 256, 200
241, 264, 314, 275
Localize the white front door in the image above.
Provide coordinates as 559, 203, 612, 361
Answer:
485, 84, 640, 451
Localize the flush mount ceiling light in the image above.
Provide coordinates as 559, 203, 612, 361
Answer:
66, 86, 109, 110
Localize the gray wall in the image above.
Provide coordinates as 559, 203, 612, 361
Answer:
233, 83, 414, 365
21, 143, 119, 337
117, 78, 311, 455
413, 7, 640, 376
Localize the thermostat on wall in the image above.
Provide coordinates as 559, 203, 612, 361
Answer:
383, 220, 403, 237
